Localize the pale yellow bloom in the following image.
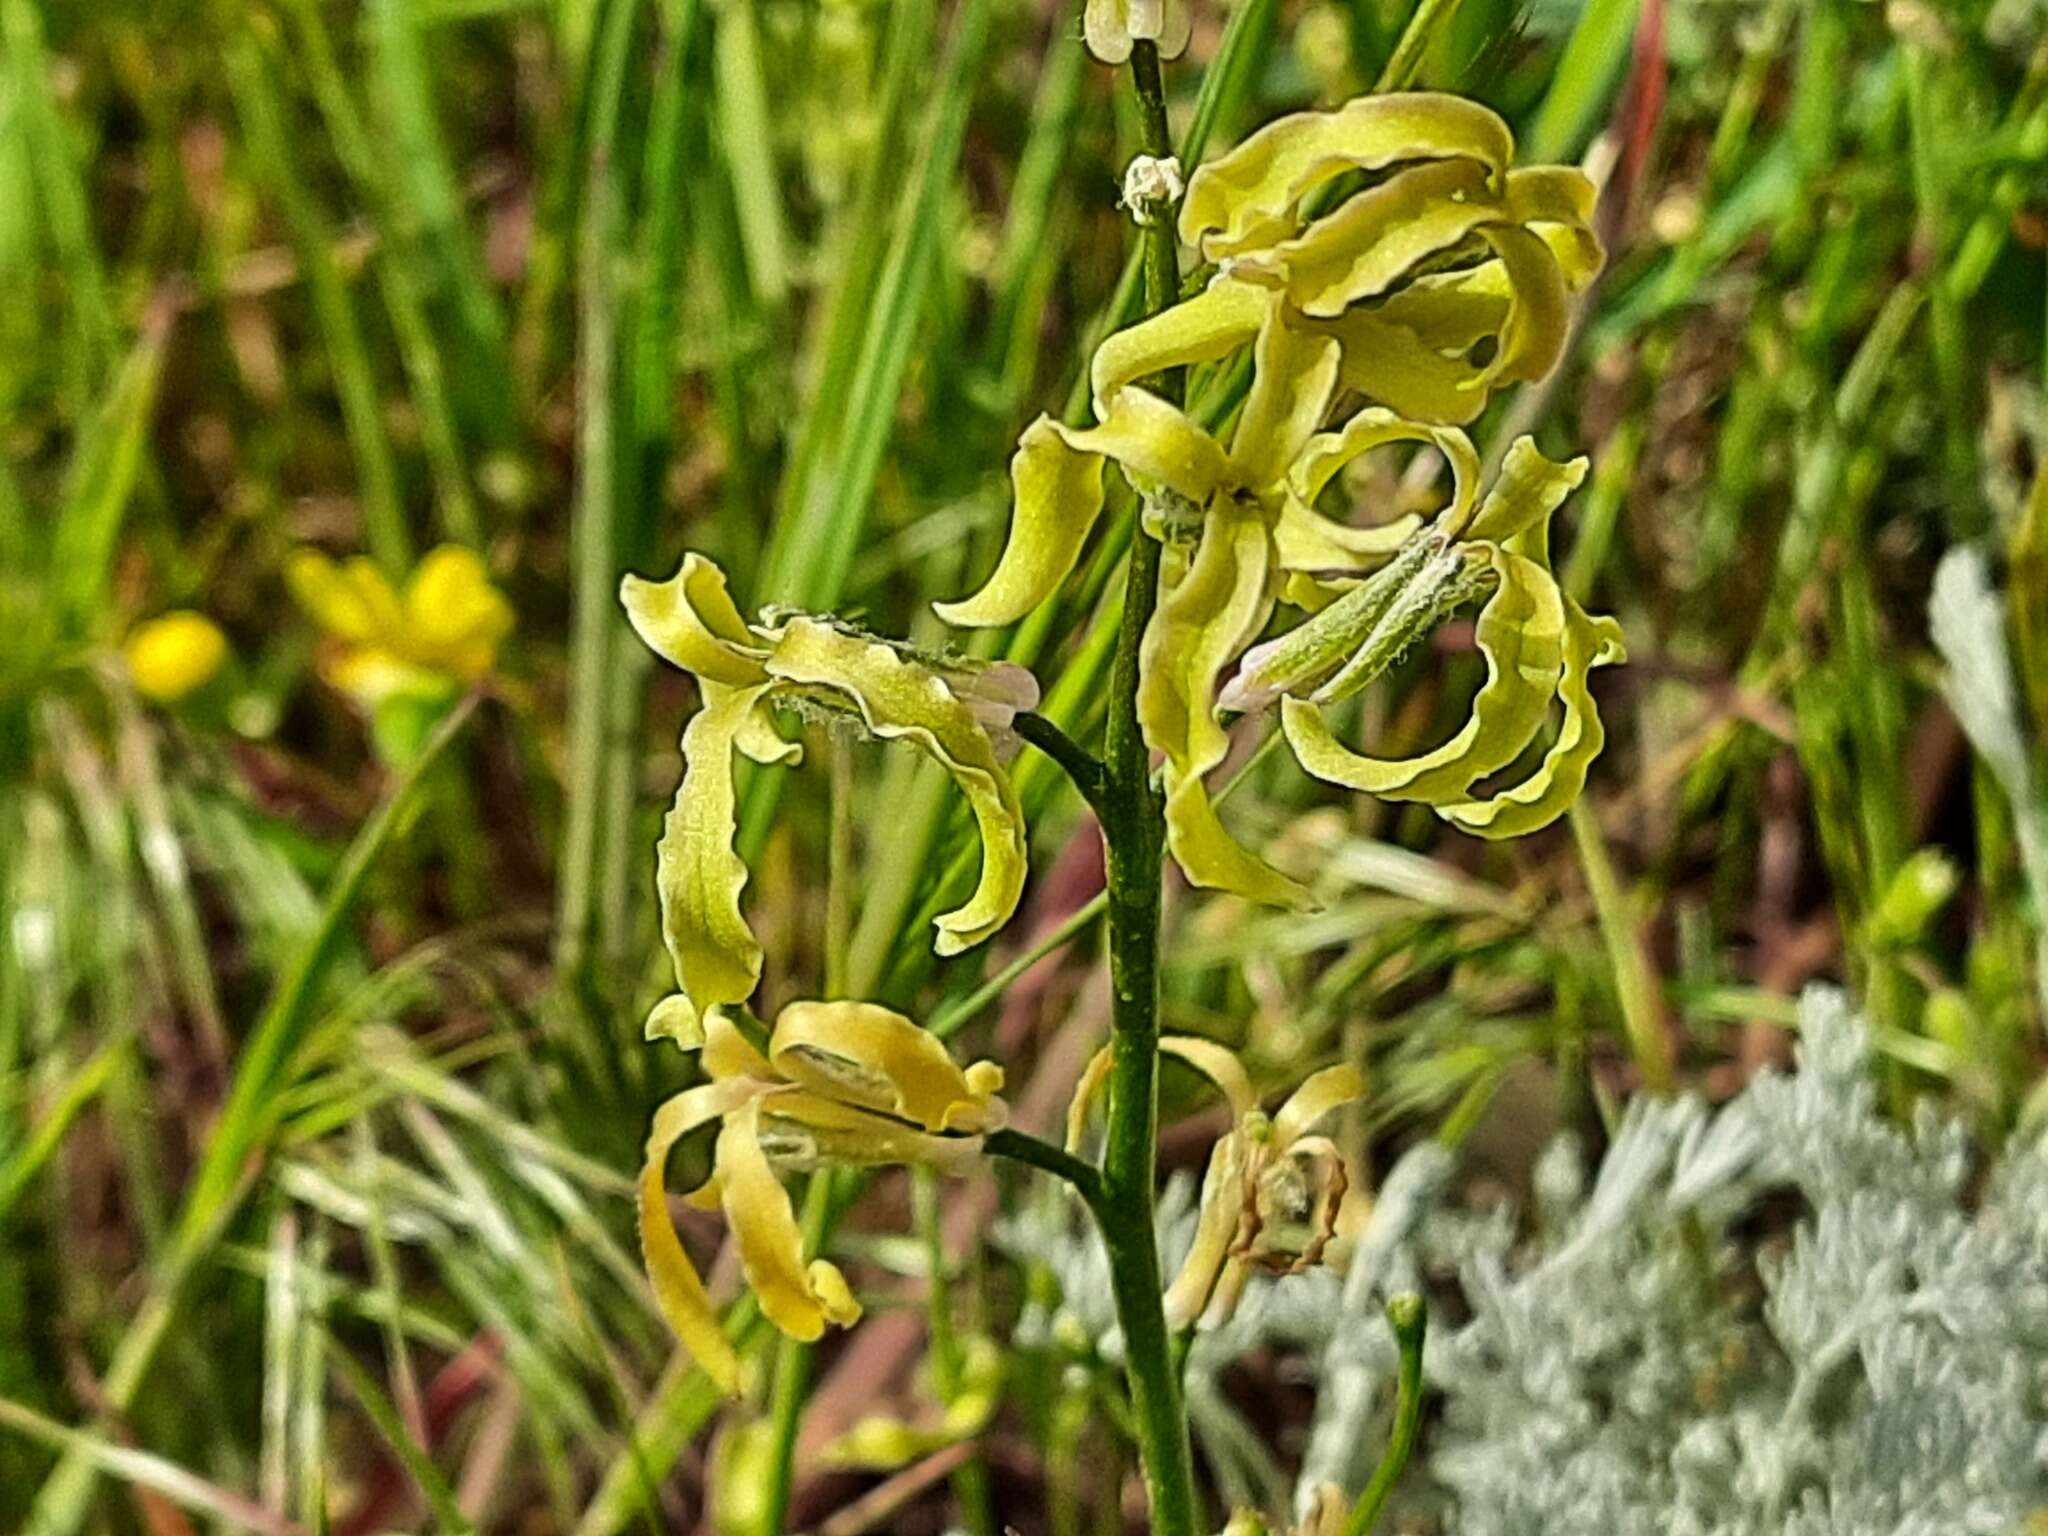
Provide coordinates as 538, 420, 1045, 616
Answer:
124, 610, 228, 703
639, 1001, 1006, 1395
1083, 0, 1191, 65
623, 553, 1035, 1024
1069, 1037, 1364, 1329
286, 544, 512, 710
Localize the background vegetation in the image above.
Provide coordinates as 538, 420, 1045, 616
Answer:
2, 0, 2045, 1530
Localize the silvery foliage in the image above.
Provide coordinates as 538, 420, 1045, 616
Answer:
998, 989, 2048, 1532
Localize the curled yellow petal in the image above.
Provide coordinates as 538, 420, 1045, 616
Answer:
1074, 387, 1232, 504
1178, 93, 1515, 262
719, 1095, 861, 1342
402, 545, 512, 680
1439, 602, 1625, 838
703, 1010, 775, 1080
1281, 545, 1565, 803
621, 553, 770, 687
1274, 496, 1420, 573
1226, 307, 1341, 489
1139, 497, 1312, 908
1159, 1035, 1259, 1121
1290, 407, 1480, 532
1091, 276, 1269, 412
935, 416, 1107, 629
644, 993, 705, 1049
764, 619, 1028, 956
1163, 1132, 1251, 1331
1066, 1043, 1115, 1154
638, 1079, 765, 1397
768, 1000, 1007, 1134
657, 684, 772, 1013
1273, 162, 1598, 321
1271, 1062, 1366, 1146
1459, 435, 1589, 544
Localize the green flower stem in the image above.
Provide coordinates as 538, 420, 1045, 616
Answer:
1015, 710, 1109, 812
1091, 38, 1203, 1536
1342, 1294, 1428, 1536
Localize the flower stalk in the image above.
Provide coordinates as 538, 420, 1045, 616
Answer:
1094, 36, 1204, 1536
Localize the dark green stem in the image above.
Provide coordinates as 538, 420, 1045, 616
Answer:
1015, 710, 1108, 812
986, 1128, 1105, 1209
1342, 1295, 1428, 1536
1090, 37, 1202, 1536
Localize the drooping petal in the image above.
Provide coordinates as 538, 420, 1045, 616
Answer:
1226, 307, 1342, 490
1439, 602, 1625, 838
402, 544, 513, 680
935, 417, 1107, 629
1073, 387, 1232, 504
1178, 93, 1515, 263
657, 684, 774, 1012
1473, 224, 1570, 388
1163, 1131, 1252, 1331
768, 1000, 1007, 1134
1309, 308, 1495, 425
1273, 496, 1420, 574
1458, 435, 1589, 544
1159, 1035, 1260, 1120
1091, 276, 1270, 412
621, 553, 771, 687
764, 619, 1029, 956
1065, 1043, 1115, 1154
718, 1095, 862, 1343
1139, 497, 1312, 908
1270, 1062, 1367, 1147
1281, 545, 1566, 803
638, 1078, 766, 1396
644, 993, 706, 1049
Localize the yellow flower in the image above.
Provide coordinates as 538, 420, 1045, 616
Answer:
622, 553, 1036, 1024
1068, 1037, 1364, 1330
639, 1001, 1006, 1396
124, 611, 229, 703
1083, 0, 1191, 65
285, 544, 512, 710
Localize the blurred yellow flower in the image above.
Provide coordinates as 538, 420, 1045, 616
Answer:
1070, 1036, 1364, 1329
285, 544, 512, 710
124, 610, 229, 703
640, 1001, 1006, 1396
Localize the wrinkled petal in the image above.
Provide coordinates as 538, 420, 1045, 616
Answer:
1290, 407, 1480, 538
719, 1095, 862, 1343
1459, 434, 1589, 544
765, 619, 1029, 955
1092, 276, 1270, 412
1439, 601, 1625, 838
1282, 545, 1565, 802
1271, 1062, 1367, 1146
1163, 1131, 1251, 1331
935, 417, 1108, 628
657, 684, 773, 1012
1246, 1133, 1349, 1274
1226, 307, 1342, 489
621, 553, 771, 687
403, 545, 513, 680
1265, 163, 1596, 320
638, 1078, 765, 1396
703, 1010, 775, 1079
768, 1000, 1007, 1133
1179, 93, 1515, 263
1159, 1035, 1259, 1120
1308, 308, 1495, 425
1139, 497, 1312, 908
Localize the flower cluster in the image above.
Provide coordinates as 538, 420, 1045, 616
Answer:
941, 94, 1621, 907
